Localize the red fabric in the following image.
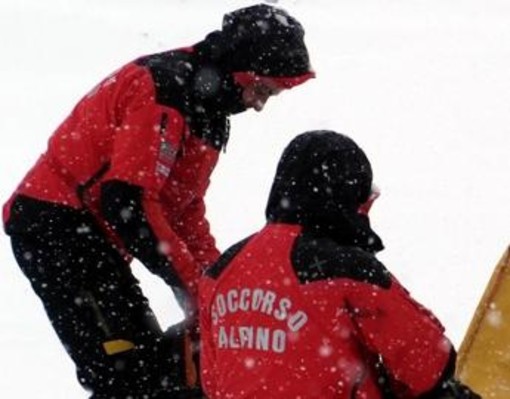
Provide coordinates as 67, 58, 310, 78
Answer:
199, 224, 452, 399
233, 71, 315, 90
4, 60, 221, 297
358, 184, 381, 216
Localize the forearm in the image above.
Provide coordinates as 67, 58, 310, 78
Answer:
417, 349, 481, 398
171, 197, 220, 270
346, 280, 455, 397
100, 179, 198, 294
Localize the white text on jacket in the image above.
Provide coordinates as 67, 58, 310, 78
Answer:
211, 288, 308, 354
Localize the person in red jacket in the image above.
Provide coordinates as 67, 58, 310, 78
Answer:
199, 131, 481, 399
3, 4, 314, 398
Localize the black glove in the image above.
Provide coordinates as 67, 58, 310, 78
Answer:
432, 379, 482, 399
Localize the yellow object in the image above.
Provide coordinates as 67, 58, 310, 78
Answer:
456, 246, 510, 398
102, 339, 135, 355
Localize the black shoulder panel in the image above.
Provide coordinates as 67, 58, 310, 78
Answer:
135, 50, 229, 151
204, 236, 252, 280
136, 50, 193, 112
291, 232, 391, 288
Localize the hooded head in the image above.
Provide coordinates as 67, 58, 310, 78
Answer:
193, 4, 314, 114
265, 131, 383, 253
221, 4, 314, 87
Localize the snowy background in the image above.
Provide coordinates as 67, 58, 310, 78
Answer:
1, 0, 509, 397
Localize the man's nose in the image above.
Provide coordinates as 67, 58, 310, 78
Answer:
256, 93, 272, 111
254, 94, 271, 111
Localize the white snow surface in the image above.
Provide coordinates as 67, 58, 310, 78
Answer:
1, 0, 509, 397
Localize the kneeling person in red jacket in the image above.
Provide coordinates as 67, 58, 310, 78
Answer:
199, 131, 480, 398
3, 4, 314, 398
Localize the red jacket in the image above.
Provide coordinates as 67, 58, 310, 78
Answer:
4, 49, 226, 299
199, 223, 453, 398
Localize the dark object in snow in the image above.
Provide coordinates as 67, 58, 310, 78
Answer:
3, 3, 313, 398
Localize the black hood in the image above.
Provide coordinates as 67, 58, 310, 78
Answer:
194, 4, 312, 77
220, 4, 312, 77
265, 131, 383, 253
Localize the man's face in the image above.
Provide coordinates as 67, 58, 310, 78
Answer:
241, 80, 283, 112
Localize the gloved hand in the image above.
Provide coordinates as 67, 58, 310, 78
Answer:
434, 379, 482, 399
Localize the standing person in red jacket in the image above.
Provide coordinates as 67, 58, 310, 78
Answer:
199, 131, 481, 399
3, 4, 314, 398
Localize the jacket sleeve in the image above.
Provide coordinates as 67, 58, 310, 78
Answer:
100, 93, 202, 300
343, 276, 455, 398
170, 196, 220, 271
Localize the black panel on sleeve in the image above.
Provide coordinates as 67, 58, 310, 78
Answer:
100, 179, 185, 290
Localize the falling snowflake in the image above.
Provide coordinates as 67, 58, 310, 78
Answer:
244, 357, 256, 369
486, 305, 503, 328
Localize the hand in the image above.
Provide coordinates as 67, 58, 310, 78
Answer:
437, 379, 482, 399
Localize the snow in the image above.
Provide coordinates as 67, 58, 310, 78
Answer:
1, 0, 509, 397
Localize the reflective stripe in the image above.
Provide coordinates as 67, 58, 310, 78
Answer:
102, 339, 135, 355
